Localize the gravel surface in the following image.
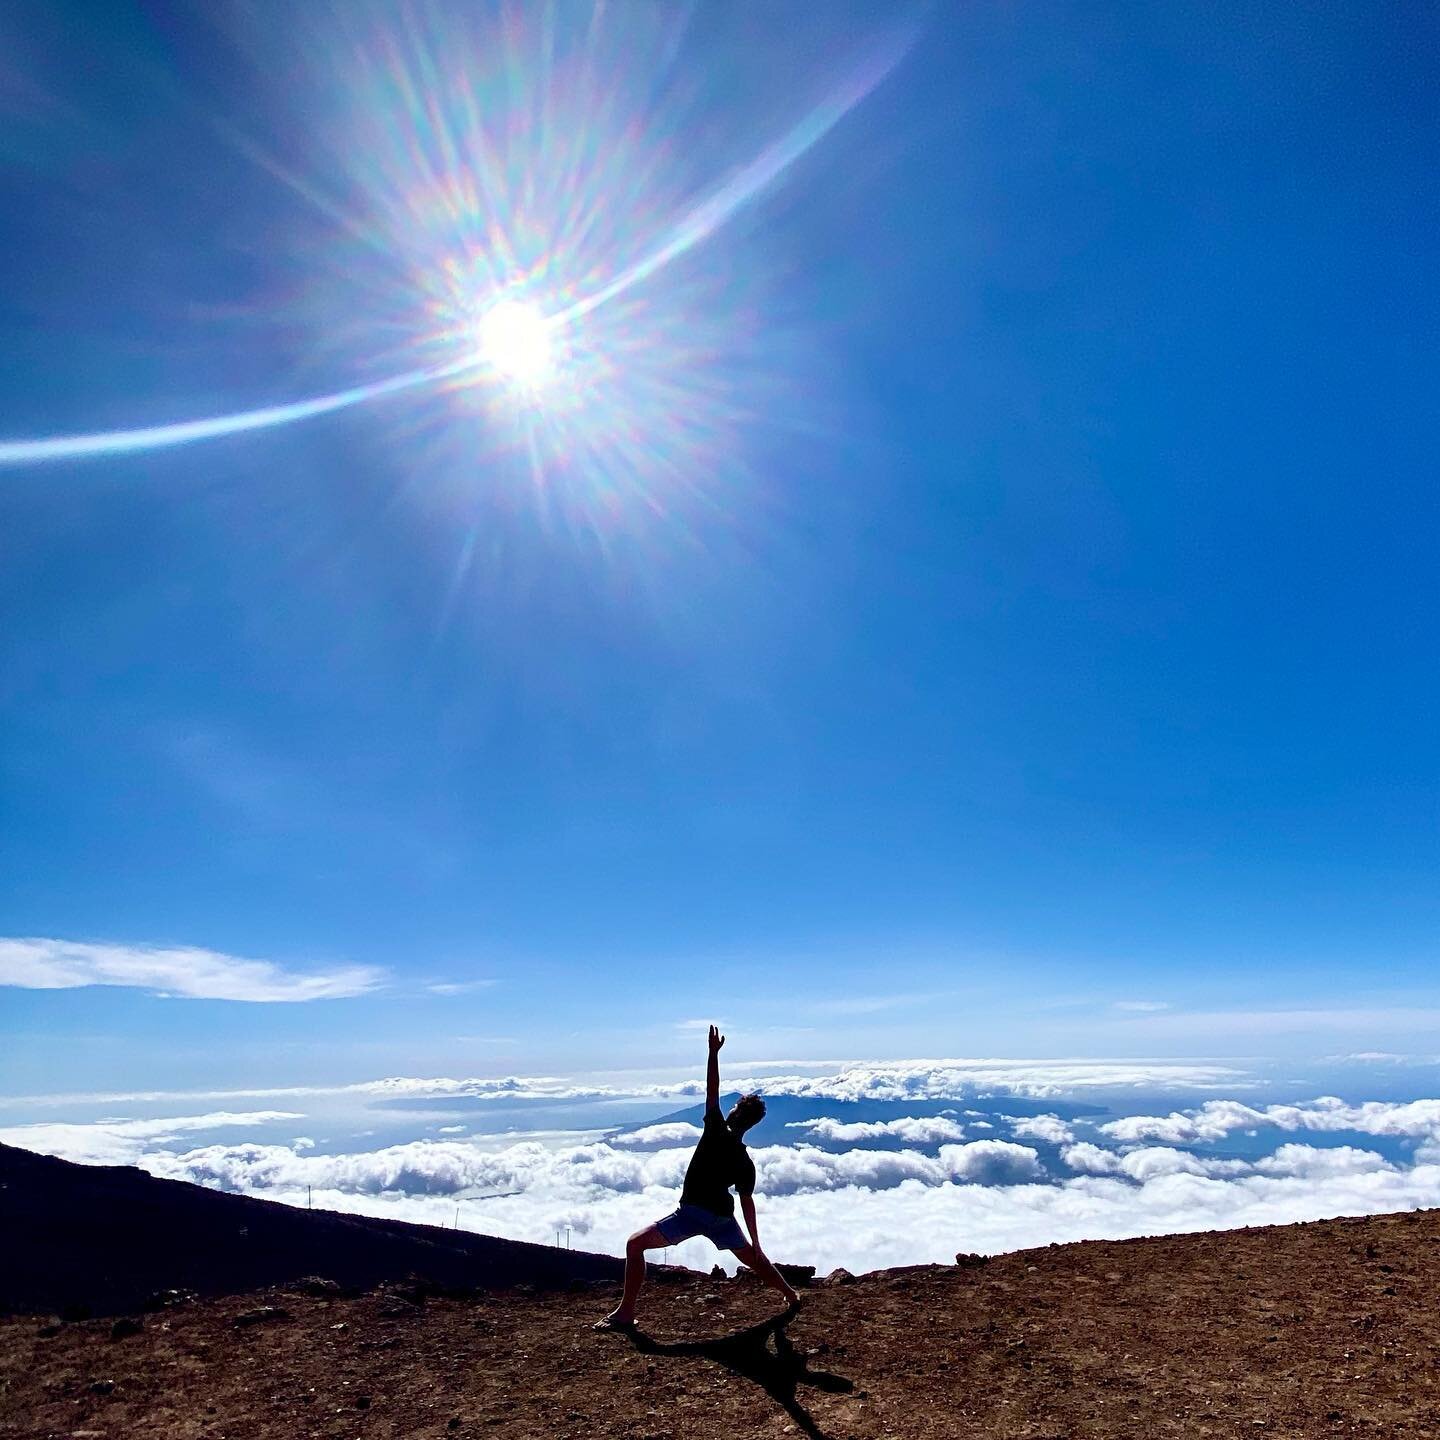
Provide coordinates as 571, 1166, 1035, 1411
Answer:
5, 1207, 1438, 1439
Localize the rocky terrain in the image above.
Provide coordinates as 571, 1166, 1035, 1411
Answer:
3, 1141, 1439, 1438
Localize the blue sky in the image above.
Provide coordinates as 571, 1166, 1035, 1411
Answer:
1, 2, 1437, 1098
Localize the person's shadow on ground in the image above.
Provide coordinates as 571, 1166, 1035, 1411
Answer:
624, 1307, 854, 1440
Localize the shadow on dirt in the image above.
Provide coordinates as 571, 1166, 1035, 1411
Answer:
626, 1308, 853, 1440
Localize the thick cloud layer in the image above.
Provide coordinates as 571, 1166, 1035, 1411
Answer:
7, 1070, 1440, 1276
1099, 1096, 1440, 1145
5, 1057, 1240, 1109
118, 1130, 1440, 1277
0, 1111, 302, 1166
786, 1116, 969, 1145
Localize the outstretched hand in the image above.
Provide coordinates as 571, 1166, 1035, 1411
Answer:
708, 1024, 725, 1053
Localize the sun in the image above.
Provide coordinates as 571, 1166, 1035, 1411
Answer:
476, 298, 553, 388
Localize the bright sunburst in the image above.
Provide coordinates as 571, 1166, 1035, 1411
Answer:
0, 0, 917, 569
476, 299, 553, 389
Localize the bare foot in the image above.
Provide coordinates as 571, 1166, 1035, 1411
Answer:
593, 1311, 636, 1331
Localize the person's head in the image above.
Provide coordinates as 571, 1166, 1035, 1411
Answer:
726, 1092, 766, 1137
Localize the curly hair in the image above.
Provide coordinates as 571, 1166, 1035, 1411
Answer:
727, 1091, 766, 1135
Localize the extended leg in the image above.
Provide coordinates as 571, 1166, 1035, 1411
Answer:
599, 1224, 668, 1327
732, 1242, 800, 1308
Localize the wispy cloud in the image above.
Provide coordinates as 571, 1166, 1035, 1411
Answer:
0, 937, 384, 1002
425, 980, 498, 997
810, 991, 948, 1017
1113, 1000, 1170, 1012
1112, 1006, 1440, 1037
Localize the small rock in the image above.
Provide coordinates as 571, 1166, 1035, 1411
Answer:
823, 1268, 856, 1286
37, 1319, 63, 1338
954, 1253, 989, 1268
234, 1305, 290, 1328
776, 1263, 816, 1287
142, 1287, 196, 1312
110, 1316, 143, 1340
356, 1394, 371, 1410
711, 1265, 727, 1280
293, 1275, 342, 1297
701, 1292, 723, 1304
89, 1379, 116, 1395
331, 1322, 349, 1331
449, 1420, 462, 1431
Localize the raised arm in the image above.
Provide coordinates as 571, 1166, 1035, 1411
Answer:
706, 1024, 724, 1117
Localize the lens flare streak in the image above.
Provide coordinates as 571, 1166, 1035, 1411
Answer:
0, 29, 909, 470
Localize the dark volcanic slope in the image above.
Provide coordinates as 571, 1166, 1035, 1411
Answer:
0, 1141, 620, 1317
4, 1178, 1440, 1439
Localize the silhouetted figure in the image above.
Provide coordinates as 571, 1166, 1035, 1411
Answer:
596, 1025, 798, 1329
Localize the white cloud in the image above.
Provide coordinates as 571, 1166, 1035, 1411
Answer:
1114, 1147, 1251, 1182
105, 1132, 1440, 1280
1115, 1007, 1440, 1037
1, 1057, 1241, 1111
10, 1085, 1440, 1280
1330, 1052, 1418, 1064
0, 1111, 303, 1166
609, 1123, 704, 1149
292, 1136, 316, 1150
1003, 1114, 1075, 1145
1062, 1141, 1123, 1175
940, 1140, 1044, 1184
785, 1116, 969, 1146
118, 1131, 1045, 1203
809, 992, 946, 1017
1100, 1096, 1440, 1147
425, 980, 497, 996
0, 937, 383, 1002
748, 1058, 1243, 1103
1113, 1000, 1170, 1012
1252, 1144, 1396, 1179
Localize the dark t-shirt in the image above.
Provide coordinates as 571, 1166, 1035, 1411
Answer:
680, 1110, 756, 1217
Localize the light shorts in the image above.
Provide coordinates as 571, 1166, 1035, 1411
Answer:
654, 1202, 748, 1251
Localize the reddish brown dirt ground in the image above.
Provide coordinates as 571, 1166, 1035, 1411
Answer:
5, 1207, 1439, 1440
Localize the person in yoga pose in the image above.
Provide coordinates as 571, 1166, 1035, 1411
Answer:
596, 1025, 798, 1329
